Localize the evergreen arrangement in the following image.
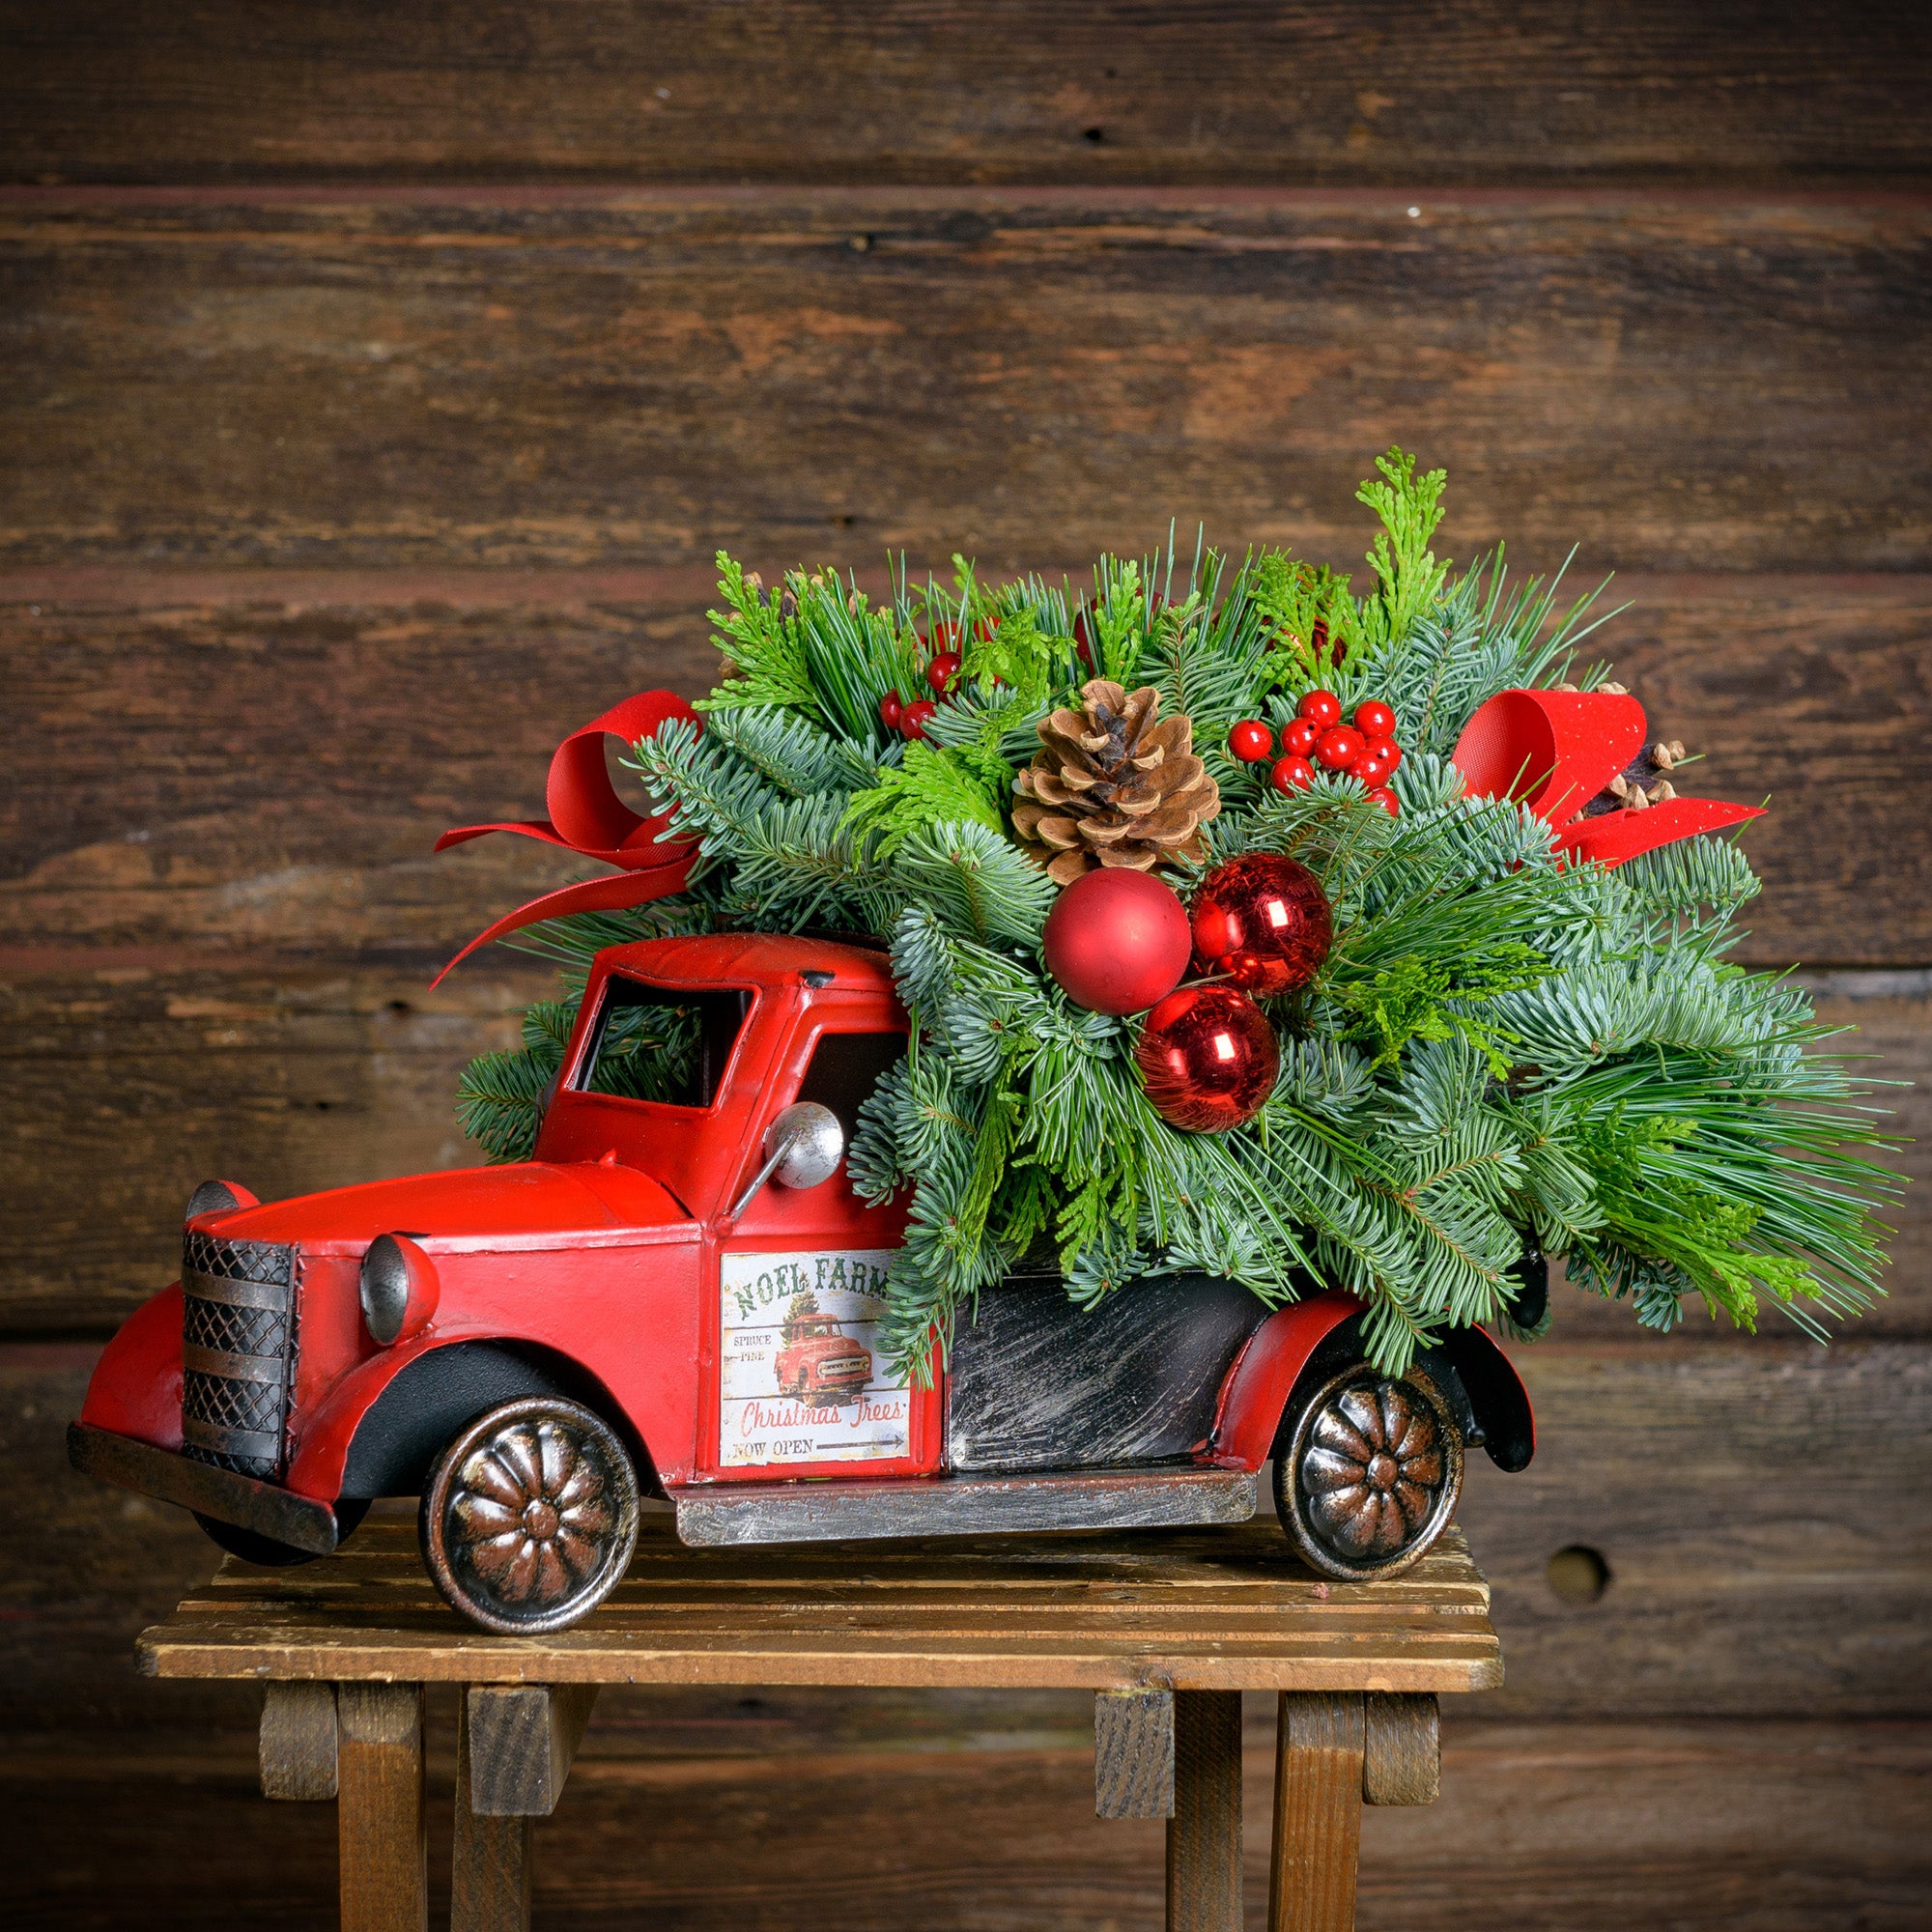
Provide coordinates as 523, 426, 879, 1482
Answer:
455, 451, 1898, 1378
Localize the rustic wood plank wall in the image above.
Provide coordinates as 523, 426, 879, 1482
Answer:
5, 6, 1929, 1926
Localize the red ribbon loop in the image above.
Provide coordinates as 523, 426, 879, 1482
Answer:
1451, 688, 1761, 867
436, 690, 700, 871
432, 691, 702, 984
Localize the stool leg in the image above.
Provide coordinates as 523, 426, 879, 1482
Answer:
1267, 1691, 1365, 1932
454, 1691, 532, 1932
336, 1683, 428, 1932
1166, 1689, 1242, 1932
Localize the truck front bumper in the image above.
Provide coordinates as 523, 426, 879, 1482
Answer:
68, 1422, 344, 1556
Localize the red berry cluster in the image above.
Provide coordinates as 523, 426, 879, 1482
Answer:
879, 625, 971, 741
1227, 692, 1403, 815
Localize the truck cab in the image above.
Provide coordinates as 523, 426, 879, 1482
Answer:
72, 933, 1534, 1634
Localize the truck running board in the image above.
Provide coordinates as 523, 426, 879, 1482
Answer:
669, 1465, 1259, 1548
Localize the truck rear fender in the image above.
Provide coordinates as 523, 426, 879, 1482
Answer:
78, 1284, 185, 1451
1208, 1299, 1537, 1474
1205, 1294, 1361, 1470
287, 1336, 654, 1504
1440, 1324, 1535, 1471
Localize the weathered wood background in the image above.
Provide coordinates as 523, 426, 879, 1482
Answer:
5, 5, 1929, 1925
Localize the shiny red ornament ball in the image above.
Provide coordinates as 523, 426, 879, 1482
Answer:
1042, 868, 1193, 1015
1191, 852, 1334, 997
879, 692, 904, 730
927, 650, 962, 694
1297, 689, 1342, 730
1351, 752, 1394, 788
1228, 719, 1274, 763
900, 699, 937, 740
1364, 736, 1402, 773
1352, 699, 1397, 741
1368, 786, 1400, 815
1315, 725, 1366, 771
1283, 718, 1320, 758
1269, 754, 1316, 794
1136, 984, 1280, 1133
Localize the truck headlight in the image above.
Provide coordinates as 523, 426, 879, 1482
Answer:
185, 1179, 258, 1221
359, 1234, 440, 1347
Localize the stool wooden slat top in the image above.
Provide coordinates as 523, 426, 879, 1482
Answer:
137, 1508, 1501, 1932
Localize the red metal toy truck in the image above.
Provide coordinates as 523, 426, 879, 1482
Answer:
71, 933, 1534, 1634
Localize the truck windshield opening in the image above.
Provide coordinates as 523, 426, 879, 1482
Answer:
573, 978, 751, 1110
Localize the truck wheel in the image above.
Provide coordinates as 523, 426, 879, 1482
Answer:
420, 1397, 639, 1634
1273, 1365, 1463, 1583
195, 1499, 369, 1569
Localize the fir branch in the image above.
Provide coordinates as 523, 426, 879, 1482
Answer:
890, 819, 1057, 946
456, 1041, 558, 1162
922, 680, 1052, 778
703, 704, 881, 798
1619, 835, 1762, 924
727, 792, 897, 935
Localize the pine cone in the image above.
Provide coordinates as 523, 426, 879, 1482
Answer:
1011, 679, 1220, 886
1583, 737, 1690, 816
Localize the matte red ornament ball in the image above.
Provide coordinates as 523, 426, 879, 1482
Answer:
1269, 754, 1316, 793
1353, 699, 1397, 741
900, 699, 937, 740
1135, 984, 1280, 1133
879, 692, 904, 730
1190, 851, 1334, 997
1316, 724, 1366, 771
1041, 867, 1193, 1015
1283, 718, 1320, 757
927, 650, 962, 694
1297, 689, 1342, 730
1228, 719, 1274, 763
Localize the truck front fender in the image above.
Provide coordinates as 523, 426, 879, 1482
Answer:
1206, 1293, 1361, 1470
288, 1334, 644, 1503
78, 1283, 185, 1451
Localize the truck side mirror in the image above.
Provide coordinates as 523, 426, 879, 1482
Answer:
726, 1101, 845, 1219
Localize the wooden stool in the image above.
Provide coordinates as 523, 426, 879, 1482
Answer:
140, 1512, 1500, 1932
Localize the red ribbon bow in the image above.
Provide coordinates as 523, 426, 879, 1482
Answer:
1450, 688, 1762, 866
432, 690, 700, 985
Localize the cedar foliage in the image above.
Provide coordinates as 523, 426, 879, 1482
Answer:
455, 450, 1899, 1378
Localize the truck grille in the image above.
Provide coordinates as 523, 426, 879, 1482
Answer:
180, 1232, 300, 1479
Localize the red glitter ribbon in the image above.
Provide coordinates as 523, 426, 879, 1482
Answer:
432, 691, 700, 984
1451, 688, 1762, 866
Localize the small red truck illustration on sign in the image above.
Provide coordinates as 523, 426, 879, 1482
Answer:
775, 1294, 873, 1406
70, 933, 1535, 1634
